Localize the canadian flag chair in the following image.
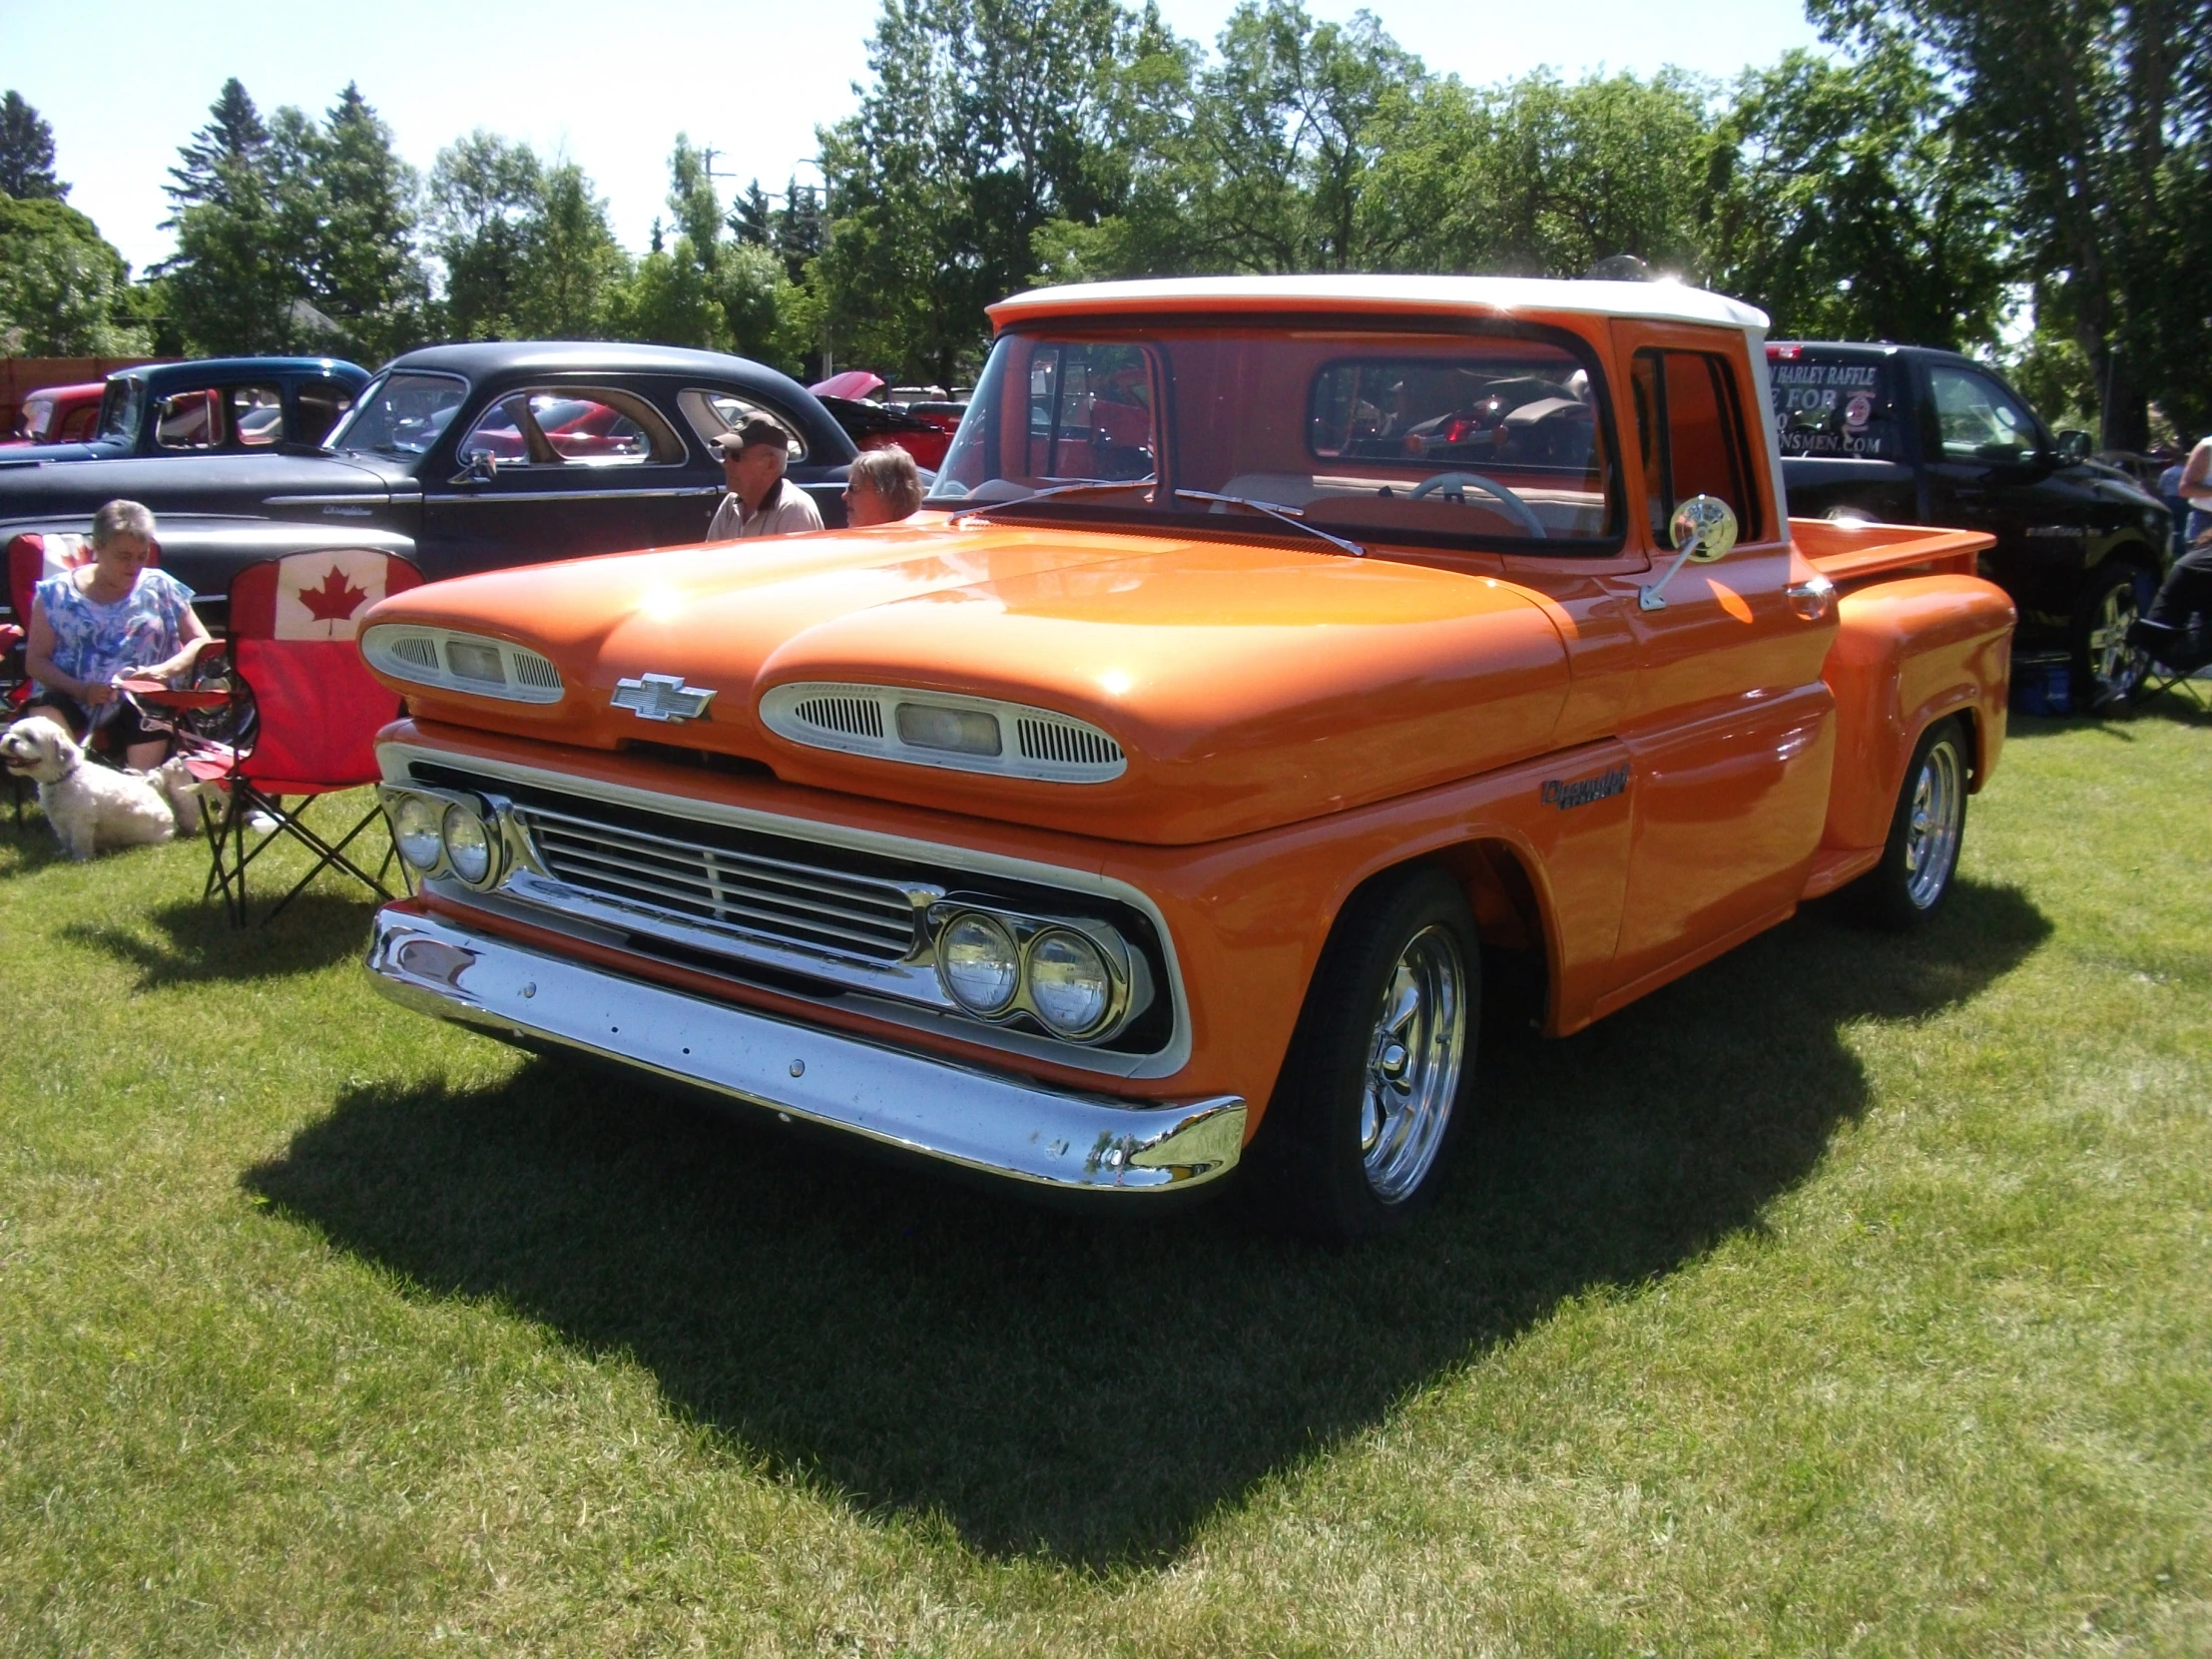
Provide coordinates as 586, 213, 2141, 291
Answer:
189, 547, 422, 924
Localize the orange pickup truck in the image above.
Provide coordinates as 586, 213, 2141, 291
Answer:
358, 276, 2014, 1240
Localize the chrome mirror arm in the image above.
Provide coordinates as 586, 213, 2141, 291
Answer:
1639, 494, 1741, 612
1638, 543, 1702, 612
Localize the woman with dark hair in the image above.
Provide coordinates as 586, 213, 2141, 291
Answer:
22, 500, 214, 771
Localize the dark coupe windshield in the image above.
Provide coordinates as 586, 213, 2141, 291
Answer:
326, 371, 467, 458
929, 322, 1619, 548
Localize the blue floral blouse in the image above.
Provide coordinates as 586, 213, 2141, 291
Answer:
33, 567, 199, 697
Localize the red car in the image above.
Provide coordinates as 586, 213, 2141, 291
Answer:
6, 382, 104, 446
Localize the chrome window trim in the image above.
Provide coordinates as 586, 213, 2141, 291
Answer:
376, 740, 1194, 1079
453, 384, 689, 470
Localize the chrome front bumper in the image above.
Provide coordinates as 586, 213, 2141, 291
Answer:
365, 906, 1247, 1192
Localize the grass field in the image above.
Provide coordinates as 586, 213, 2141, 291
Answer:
2, 705, 2209, 1656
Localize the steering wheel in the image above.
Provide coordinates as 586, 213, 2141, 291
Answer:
1407, 471, 1546, 537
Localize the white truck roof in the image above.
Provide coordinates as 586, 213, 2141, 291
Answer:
992, 274, 1772, 333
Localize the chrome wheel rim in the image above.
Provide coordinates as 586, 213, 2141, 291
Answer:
1903, 740, 1963, 909
1359, 924, 1467, 1203
2088, 581, 2146, 699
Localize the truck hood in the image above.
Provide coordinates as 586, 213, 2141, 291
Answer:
364, 520, 1570, 843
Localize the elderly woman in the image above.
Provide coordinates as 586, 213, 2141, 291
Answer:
844, 445, 924, 527
23, 499, 213, 771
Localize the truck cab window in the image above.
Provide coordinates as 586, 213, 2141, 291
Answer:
1929, 364, 2039, 462
1632, 348, 1761, 546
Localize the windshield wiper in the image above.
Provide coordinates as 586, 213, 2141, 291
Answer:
939, 479, 1155, 523
1173, 489, 1366, 558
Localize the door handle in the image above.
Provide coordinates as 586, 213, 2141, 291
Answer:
1787, 574, 1836, 622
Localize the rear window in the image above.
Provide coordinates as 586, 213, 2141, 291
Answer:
1769, 352, 1907, 460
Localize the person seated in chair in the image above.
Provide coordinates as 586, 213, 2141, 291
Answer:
21, 500, 214, 772
2128, 434, 2212, 677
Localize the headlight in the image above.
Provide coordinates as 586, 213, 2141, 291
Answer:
391, 796, 444, 870
1026, 927, 1114, 1037
938, 912, 1020, 1014
440, 802, 494, 886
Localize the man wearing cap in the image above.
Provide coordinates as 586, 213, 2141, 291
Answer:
707, 416, 826, 539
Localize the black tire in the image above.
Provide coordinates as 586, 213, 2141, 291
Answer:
2073, 560, 2152, 709
1250, 866, 1480, 1242
1853, 717, 1969, 931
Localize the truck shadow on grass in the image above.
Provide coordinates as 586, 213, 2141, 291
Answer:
247, 877, 2049, 1569
59, 892, 378, 985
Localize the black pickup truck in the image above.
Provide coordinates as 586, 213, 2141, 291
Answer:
1769, 341, 2173, 704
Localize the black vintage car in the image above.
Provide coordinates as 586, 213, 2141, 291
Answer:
1, 356, 370, 464
0, 341, 858, 619
1769, 340, 2173, 703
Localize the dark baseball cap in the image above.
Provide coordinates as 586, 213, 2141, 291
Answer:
713, 416, 790, 454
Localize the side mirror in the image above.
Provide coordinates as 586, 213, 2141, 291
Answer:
1640, 495, 1740, 612
2054, 429, 2092, 464
449, 450, 497, 486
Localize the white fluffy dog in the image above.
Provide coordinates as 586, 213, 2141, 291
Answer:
1, 717, 204, 860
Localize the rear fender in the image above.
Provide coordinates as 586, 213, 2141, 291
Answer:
1819, 574, 2014, 852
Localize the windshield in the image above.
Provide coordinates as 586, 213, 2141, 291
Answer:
325, 370, 468, 459
930, 321, 1619, 549
97, 378, 143, 444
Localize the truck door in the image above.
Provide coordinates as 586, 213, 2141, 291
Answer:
1596, 323, 1840, 1005
1920, 358, 2086, 625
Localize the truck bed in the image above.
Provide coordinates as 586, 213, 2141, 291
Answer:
1792, 516, 1994, 586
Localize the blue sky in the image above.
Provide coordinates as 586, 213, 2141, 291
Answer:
5, 0, 1824, 278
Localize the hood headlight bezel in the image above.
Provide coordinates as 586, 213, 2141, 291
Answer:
762, 682, 1126, 784
361, 625, 566, 706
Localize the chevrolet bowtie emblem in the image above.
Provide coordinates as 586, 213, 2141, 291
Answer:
611, 672, 716, 723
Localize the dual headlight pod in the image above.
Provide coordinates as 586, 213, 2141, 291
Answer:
379, 785, 509, 890
932, 904, 1148, 1043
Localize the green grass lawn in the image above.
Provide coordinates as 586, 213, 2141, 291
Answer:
2, 705, 2209, 1657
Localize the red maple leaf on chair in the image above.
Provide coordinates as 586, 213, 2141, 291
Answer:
297, 564, 371, 625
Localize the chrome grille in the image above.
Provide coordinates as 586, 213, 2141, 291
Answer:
511, 803, 922, 963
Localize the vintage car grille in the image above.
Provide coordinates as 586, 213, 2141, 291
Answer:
402, 759, 1178, 1059
508, 801, 923, 963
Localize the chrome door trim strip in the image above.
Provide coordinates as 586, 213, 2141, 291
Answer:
429, 484, 724, 504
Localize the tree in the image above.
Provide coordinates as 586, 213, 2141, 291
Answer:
774, 179, 825, 282
0, 197, 152, 353
0, 91, 67, 201
731, 179, 774, 248
817, 0, 1149, 383
156, 80, 301, 354
1812, 0, 2212, 445
1703, 43, 2007, 348
159, 80, 429, 360
515, 160, 630, 337
1173, 1, 1431, 273
428, 131, 544, 339
305, 84, 429, 360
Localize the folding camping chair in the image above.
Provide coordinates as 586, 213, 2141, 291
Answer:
2123, 600, 2212, 716
183, 547, 422, 924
